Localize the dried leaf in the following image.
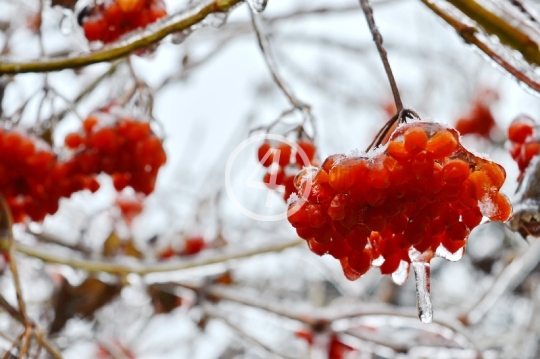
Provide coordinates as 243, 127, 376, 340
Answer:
102, 232, 121, 257
122, 239, 143, 259
49, 277, 122, 334
147, 284, 182, 314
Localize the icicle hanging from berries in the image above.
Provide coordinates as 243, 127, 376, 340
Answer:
79, 0, 167, 44
287, 121, 512, 323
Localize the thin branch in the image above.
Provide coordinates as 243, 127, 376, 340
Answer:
2, 239, 302, 275
182, 283, 316, 325
459, 239, 540, 326
443, 0, 540, 66
0, 294, 63, 359
0, 0, 244, 74
0, 197, 29, 325
249, 8, 305, 109
421, 0, 540, 94
324, 304, 483, 359
205, 304, 302, 359
359, 0, 403, 111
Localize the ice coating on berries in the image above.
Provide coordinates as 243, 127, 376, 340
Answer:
286, 121, 511, 288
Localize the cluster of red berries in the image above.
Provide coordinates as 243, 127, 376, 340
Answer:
287, 122, 512, 281
0, 109, 166, 224
455, 90, 498, 138
64, 115, 166, 195
158, 236, 207, 259
257, 139, 317, 201
507, 115, 539, 181
80, 0, 167, 43
0, 128, 101, 223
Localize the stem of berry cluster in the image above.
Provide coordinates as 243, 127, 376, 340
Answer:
358, 0, 403, 113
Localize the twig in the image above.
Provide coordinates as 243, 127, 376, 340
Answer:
2, 239, 302, 275
0, 0, 244, 74
0, 197, 29, 325
0, 294, 63, 359
249, 8, 305, 109
443, 0, 540, 66
459, 239, 540, 326
324, 304, 484, 359
182, 283, 315, 325
359, 0, 403, 112
204, 304, 302, 359
421, 0, 540, 94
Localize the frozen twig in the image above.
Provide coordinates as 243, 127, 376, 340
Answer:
459, 239, 540, 325
421, 0, 540, 94
205, 304, 302, 359
184, 283, 315, 325
0, 294, 63, 359
249, 8, 306, 110
2, 238, 302, 275
359, 0, 403, 112
0, 0, 244, 74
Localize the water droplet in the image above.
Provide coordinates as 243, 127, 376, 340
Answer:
435, 244, 464, 262
391, 260, 410, 285
60, 14, 73, 35
204, 12, 228, 29
247, 0, 268, 13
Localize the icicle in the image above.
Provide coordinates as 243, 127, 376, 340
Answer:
409, 248, 433, 323
391, 260, 410, 285
435, 244, 464, 262
247, 0, 268, 13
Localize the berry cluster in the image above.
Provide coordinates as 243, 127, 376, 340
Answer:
508, 115, 538, 181
257, 139, 317, 201
0, 128, 100, 223
65, 115, 167, 195
80, 0, 167, 43
287, 122, 512, 281
455, 90, 498, 138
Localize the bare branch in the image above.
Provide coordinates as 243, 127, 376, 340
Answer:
2, 238, 302, 275
0, 0, 244, 74
359, 0, 403, 111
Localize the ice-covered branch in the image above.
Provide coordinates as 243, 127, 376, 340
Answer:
0, 0, 244, 74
